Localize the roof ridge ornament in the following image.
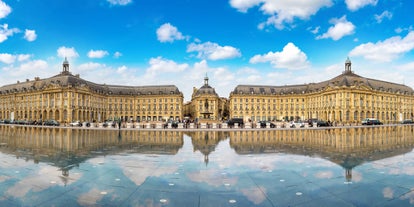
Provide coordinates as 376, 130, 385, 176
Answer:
62, 57, 70, 74
204, 73, 209, 86
344, 57, 352, 74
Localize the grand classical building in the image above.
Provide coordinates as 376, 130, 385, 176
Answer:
229, 58, 414, 124
0, 59, 183, 123
183, 75, 228, 122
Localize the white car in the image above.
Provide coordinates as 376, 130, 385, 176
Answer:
289, 121, 305, 128
70, 121, 82, 127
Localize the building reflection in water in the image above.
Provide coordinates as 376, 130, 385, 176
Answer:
1, 125, 414, 183
227, 126, 414, 182
0, 126, 184, 180
185, 131, 228, 165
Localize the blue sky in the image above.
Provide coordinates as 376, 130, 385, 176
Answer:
1, 0, 414, 101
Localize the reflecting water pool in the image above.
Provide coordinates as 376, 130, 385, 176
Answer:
1, 125, 414, 206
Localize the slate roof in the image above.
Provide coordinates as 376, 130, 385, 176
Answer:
0, 72, 182, 96
231, 70, 414, 96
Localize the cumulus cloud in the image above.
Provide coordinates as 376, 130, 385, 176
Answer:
24, 29, 37, 42
0, 0, 11, 19
187, 41, 241, 60
349, 31, 414, 62
17, 54, 31, 62
156, 23, 185, 43
87, 50, 109, 58
113, 51, 122, 58
57, 46, 79, 59
107, 0, 132, 6
146, 56, 189, 76
0, 53, 31, 64
374, 10, 392, 24
116, 65, 127, 74
229, 0, 262, 13
0, 53, 15, 64
345, 0, 378, 11
230, 0, 333, 30
0, 24, 19, 43
78, 62, 106, 71
2, 60, 49, 78
316, 16, 355, 41
249, 42, 310, 69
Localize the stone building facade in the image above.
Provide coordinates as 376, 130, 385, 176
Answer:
184, 75, 228, 122
229, 58, 414, 124
0, 59, 183, 123
1, 58, 413, 125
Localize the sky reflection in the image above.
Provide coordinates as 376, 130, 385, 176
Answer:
0, 125, 414, 206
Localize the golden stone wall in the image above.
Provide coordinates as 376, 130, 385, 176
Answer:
0, 86, 183, 123
229, 87, 414, 124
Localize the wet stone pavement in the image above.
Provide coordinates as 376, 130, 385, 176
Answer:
0, 125, 414, 206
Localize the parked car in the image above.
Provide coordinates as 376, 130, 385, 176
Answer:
401, 119, 414, 124
70, 121, 82, 127
166, 120, 178, 128
258, 121, 276, 128
227, 118, 244, 127
43, 119, 60, 126
307, 118, 318, 127
289, 121, 305, 128
82, 122, 91, 127
362, 118, 383, 125
316, 120, 331, 127
103, 120, 116, 128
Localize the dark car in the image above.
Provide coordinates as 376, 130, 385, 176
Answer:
227, 118, 244, 127
166, 120, 178, 128
371, 119, 383, 125
362, 118, 383, 125
103, 120, 116, 128
401, 119, 414, 124
258, 121, 276, 128
316, 120, 331, 127
43, 119, 60, 126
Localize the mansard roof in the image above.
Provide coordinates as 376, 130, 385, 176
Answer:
194, 84, 219, 97
231, 70, 414, 96
0, 72, 182, 96
193, 75, 218, 98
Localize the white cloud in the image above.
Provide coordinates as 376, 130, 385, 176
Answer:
395, 26, 413, 34
2, 60, 49, 78
78, 62, 106, 71
229, 0, 262, 13
57, 46, 79, 59
0, 53, 32, 64
187, 41, 241, 60
146, 56, 189, 76
0, 0, 11, 19
396, 62, 414, 72
230, 0, 332, 30
345, 0, 378, 11
250, 42, 310, 69
107, 0, 132, 6
0, 53, 16, 64
374, 11, 392, 24
308, 26, 320, 34
156, 23, 185, 43
87, 50, 109, 58
316, 16, 355, 41
18, 54, 31, 62
114, 51, 122, 58
0, 24, 19, 43
349, 31, 414, 62
116, 65, 127, 74
24, 29, 37, 42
